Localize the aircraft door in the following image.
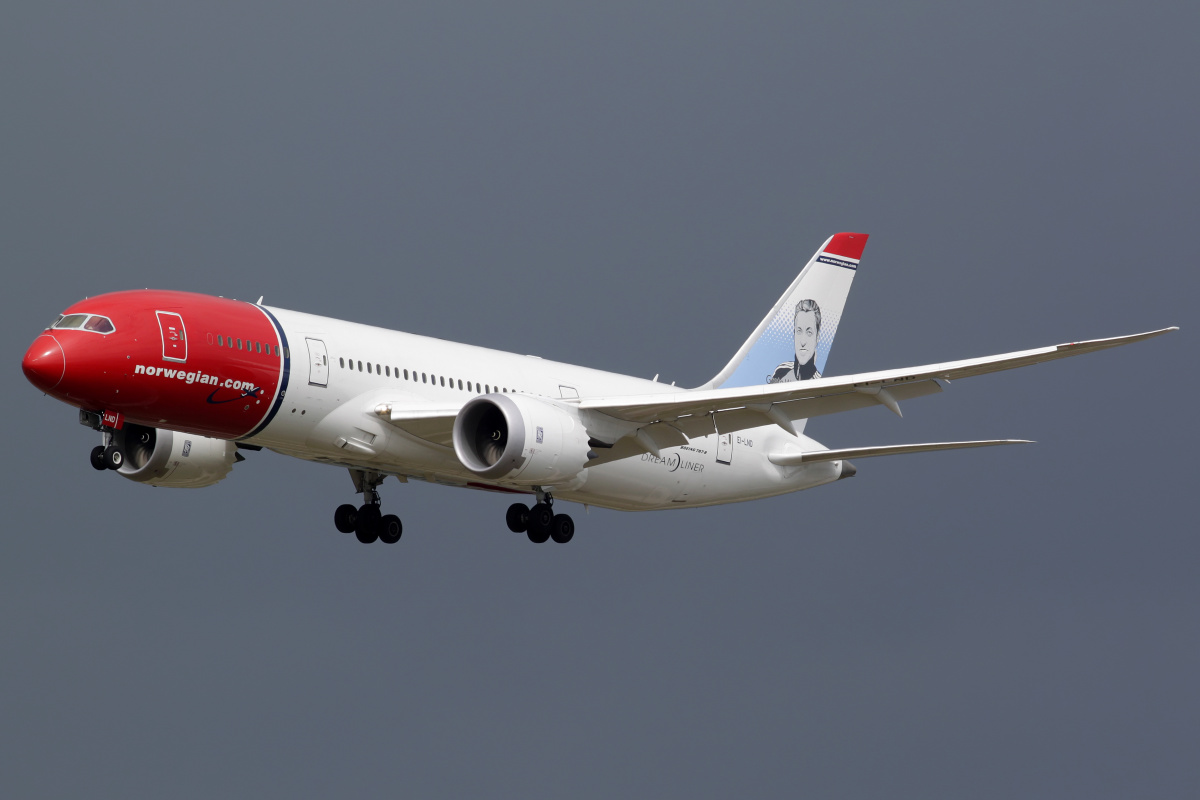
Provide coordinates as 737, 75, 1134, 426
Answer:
716, 433, 733, 465
306, 338, 329, 387
157, 311, 187, 363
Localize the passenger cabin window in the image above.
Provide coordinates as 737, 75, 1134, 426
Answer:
367, 363, 372, 374
403, 369, 409, 380
255, 342, 262, 353
237, 338, 243, 350
357, 361, 362, 371
218, 335, 224, 346
422, 373, 427, 383
339, 357, 345, 368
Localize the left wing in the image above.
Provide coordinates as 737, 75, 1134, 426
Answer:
577, 327, 1176, 465
373, 327, 1176, 458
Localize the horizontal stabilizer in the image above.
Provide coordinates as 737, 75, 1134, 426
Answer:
767, 439, 1033, 466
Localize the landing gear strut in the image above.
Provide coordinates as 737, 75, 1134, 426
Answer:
334, 469, 402, 544
506, 492, 574, 544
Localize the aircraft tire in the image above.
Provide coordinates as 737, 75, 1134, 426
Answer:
103, 445, 123, 470
334, 504, 358, 534
355, 504, 381, 543
529, 503, 553, 533
506, 503, 530, 533
90, 445, 108, 471
379, 514, 402, 544
527, 526, 550, 544
550, 514, 574, 544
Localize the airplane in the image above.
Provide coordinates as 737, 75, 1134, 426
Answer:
21, 232, 1176, 544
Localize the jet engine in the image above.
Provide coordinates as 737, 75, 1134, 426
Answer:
113, 423, 239, 488
452, 394, 592, 486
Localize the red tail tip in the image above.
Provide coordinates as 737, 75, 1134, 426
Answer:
825, 232, 869, 261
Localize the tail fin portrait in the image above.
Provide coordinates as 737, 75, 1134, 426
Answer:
704, 232, 867, 390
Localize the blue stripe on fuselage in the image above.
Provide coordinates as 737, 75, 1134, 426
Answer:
241, 305, 291, 440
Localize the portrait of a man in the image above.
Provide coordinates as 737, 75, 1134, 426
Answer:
767, 299, 821, 383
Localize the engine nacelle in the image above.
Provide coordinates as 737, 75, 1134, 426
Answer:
114, 423, 238, 488
452, 394, 592, 486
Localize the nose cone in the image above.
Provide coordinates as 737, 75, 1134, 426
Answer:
23, 334, 65, 392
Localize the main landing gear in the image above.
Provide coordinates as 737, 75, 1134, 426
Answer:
506, 493, 575, 544
334, 469, 402, 544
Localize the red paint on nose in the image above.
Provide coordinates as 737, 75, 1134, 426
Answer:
22, 334, 65, 392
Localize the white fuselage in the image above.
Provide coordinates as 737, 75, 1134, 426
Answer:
248, 307, 842, 511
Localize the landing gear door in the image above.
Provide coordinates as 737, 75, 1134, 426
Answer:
306, 338, 329, 387
156, 311, 187, 363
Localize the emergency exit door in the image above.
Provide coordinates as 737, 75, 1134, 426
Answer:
306, 338, 328, 387
157, 311, 187, 363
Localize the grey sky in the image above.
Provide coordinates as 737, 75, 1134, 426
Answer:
2, 3, 1196, 797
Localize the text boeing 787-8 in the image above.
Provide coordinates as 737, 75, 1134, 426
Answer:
21, 233, 1176, 544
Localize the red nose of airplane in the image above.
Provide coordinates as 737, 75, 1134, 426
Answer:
23, 334, 66, 392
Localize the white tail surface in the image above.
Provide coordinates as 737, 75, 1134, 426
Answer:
768, 439, 1033, 466
704, 232, 868, 391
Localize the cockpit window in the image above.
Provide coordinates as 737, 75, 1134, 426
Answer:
52, 313, 115, 334
83, 316, 115, 333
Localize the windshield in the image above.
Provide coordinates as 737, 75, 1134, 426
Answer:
52, 313, 116, 334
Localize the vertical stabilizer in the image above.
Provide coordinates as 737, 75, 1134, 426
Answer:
703, 232, 867, 390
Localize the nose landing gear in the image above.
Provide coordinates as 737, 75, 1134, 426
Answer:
335, 470, 403, 544
89, 430, 124, 471
506, 492, 575, 543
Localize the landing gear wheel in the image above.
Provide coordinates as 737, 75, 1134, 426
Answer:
356, 521, 379, 544
102, 445, 124, 470
378, 514, 403, 544
90, 445, 108, 471
529, 503, 553, 532
527, 502, 553, 543
355, 504, 381, 543
334, 504, 358, 534
550, 514, 575, 544
506, 503, 530, 533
